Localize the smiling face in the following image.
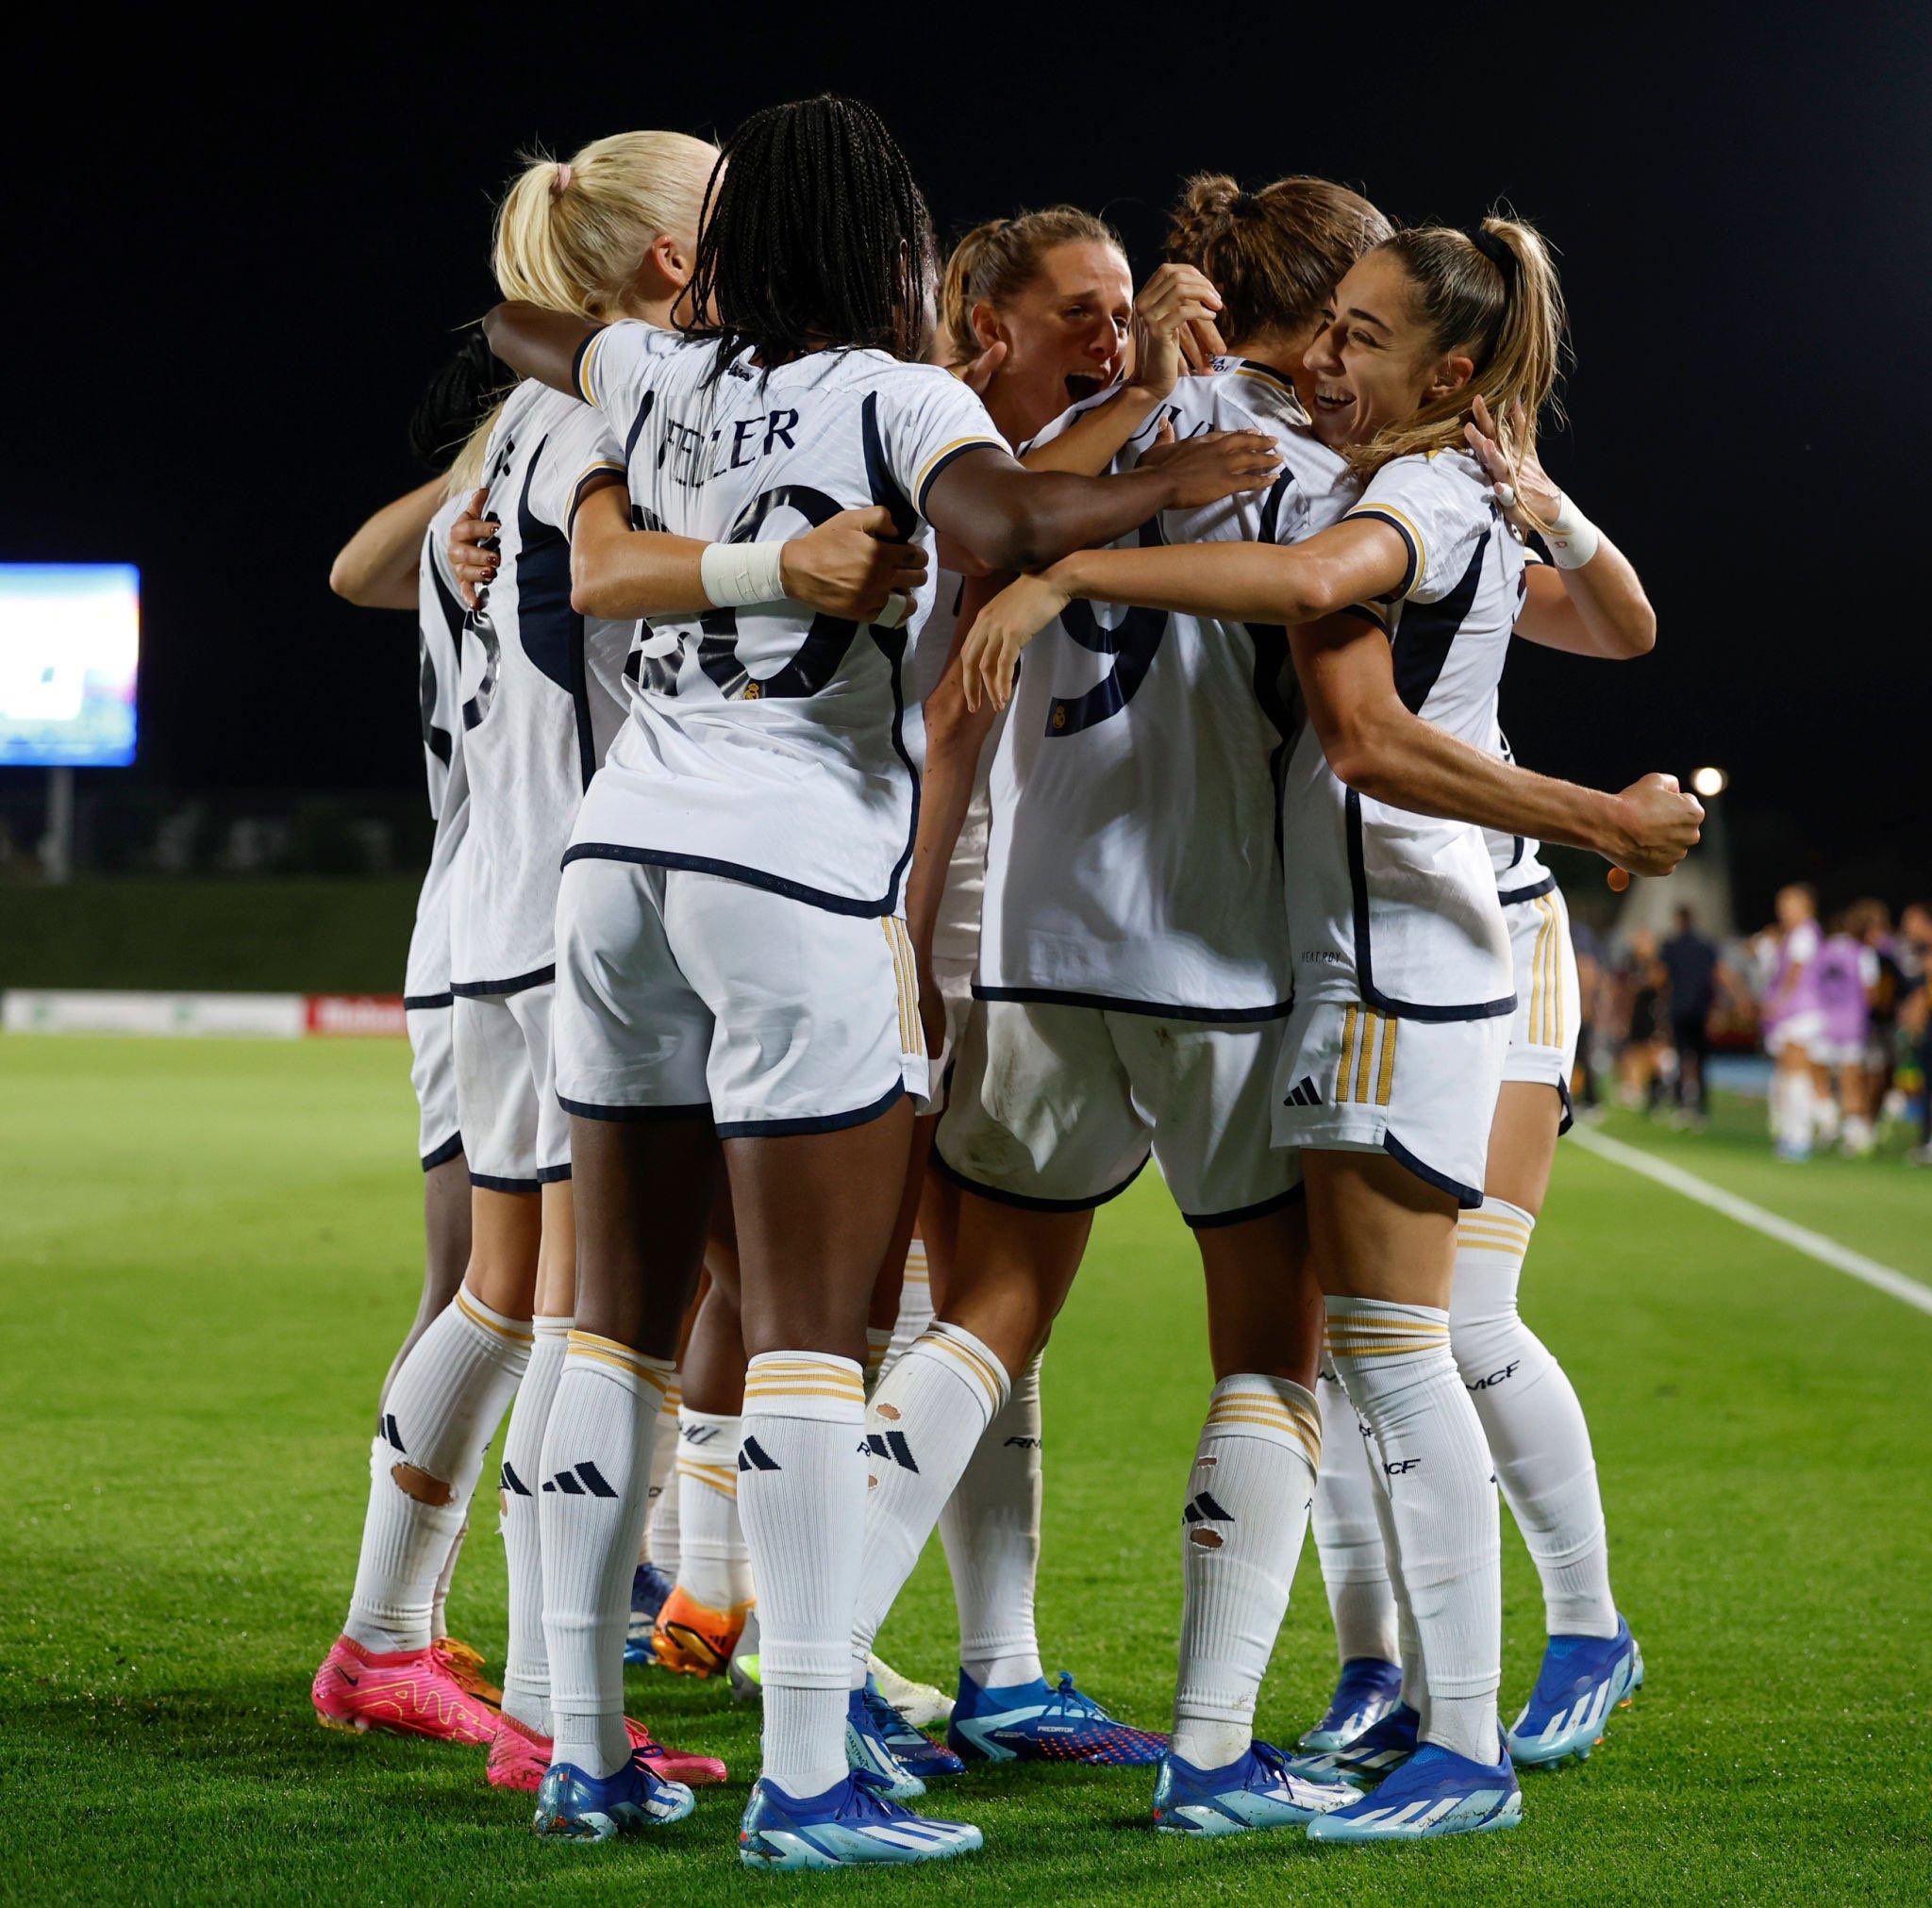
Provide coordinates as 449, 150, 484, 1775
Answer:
1301, 248, 1474, 451
975, 239, 1132, 440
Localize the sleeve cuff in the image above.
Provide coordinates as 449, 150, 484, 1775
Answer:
912, 437, 1006, 517
1345, 504, 1424, 601
572, 327, 608, 407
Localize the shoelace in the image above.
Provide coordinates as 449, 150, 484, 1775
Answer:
844, 1769, 907, 1822
1043, 1672, 1124, 1726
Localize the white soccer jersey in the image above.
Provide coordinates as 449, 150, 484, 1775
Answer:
1485, 736, 1555, 904
403, 495, 472, 1005
1282, 448, 1524, 1020
977, 360, 1357, 1018
565, 324, 1006, 917
448, 380, 631, 992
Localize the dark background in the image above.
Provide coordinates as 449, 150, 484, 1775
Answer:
8, 10, 1928, 919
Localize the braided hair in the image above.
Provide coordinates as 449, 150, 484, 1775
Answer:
682, 95, 937, 383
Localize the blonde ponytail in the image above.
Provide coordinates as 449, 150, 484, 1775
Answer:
1350, 212, 1567, 479
446, 128, 720, 495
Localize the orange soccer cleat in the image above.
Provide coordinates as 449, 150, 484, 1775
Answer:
652, 1586, 752, 1679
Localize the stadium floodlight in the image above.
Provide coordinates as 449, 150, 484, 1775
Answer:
0, 562, 140, 882
1690, 765, 1728, 799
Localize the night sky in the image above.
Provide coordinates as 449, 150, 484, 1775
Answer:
9, 13, 1928, 912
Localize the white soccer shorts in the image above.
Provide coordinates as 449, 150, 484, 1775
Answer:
553, 857, 928, 1137
453, 981, 571, 1191
935, 997, 1298, 1226
1501, 883, 1580, 1128
406, 1004, 462, 1170
1272, 996, 1507, 1208
924, 954, 976, 1118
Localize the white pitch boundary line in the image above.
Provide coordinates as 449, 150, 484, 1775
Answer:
1570, 1126, 1932, 1319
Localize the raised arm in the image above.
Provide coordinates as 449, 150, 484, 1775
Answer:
481, 302, 599, 397
329, 477, 447, 609
1292, 610, 1701, 875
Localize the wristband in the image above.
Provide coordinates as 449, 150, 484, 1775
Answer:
1539, 491, 1602, 570
874, 590, 913, 630
700, 539, 789, 607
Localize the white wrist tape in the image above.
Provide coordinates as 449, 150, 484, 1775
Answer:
1541, 492, 1602, 570
700, 539, 789, 607
873, 590, 913, 630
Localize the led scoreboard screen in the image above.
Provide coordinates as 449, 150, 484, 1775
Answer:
0, 564, 141, 768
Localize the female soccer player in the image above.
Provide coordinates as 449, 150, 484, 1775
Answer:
963, 214, 1701, 1840
853, 174, 1390, 1801
481, 94, 1275, 1868
1302, 397, 1657, 1778
312, 131, 732, 1798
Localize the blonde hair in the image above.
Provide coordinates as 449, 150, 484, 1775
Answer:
1165, 174, 1390, 345
938, 207, 1123, 367
447, 129, 720, 494
1350, 212, 1567, 481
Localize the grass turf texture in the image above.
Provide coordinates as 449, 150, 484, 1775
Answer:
3, 1037, 1928, 1904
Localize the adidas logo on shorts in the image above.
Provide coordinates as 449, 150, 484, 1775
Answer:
1284, 1075, 1323, 1107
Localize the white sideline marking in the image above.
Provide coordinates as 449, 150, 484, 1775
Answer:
1570, 1127, 1932, 1319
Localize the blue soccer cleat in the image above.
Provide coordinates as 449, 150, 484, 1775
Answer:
845, 1684, 926, 1799
863, 1675, 966, 1782
1301, 1701, 1419, 1784
624, 1563, 675, 1667
1153, 1738, 1359, 1836
1299, 1656, 1404, 1753
1306, 1738, 1521, 1842
947, 1669, 1167, 1767
738, 1769, 982, 1870
532, 1748, 695, 1840
1507, 1617, 1644, 1767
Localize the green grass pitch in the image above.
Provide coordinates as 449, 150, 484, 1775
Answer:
3, 1035, 1929, 1903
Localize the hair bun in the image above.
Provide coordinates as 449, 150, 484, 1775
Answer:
1178, 173, 1242, 227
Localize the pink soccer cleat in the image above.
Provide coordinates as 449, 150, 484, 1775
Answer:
486, 1709, 728, 1790
311, 1633, 498, 1745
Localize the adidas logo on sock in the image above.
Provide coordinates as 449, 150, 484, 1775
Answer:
1181, 1490, 1234, 1525
864, 1430, 919, 1472
500, 1461, 532, 1498
738, 1436, 781, 1473
680, 1422, 722, 1446
380, 1412, 405, 1452
541, 1460, 619, 1497
1283, 1075, 1323, 1108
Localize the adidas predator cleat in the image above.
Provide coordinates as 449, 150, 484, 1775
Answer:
1306, 1737, 1521, 1842
311, 1634, 496, 1745
532, 1748, 695, 1840
1507, 1617, 1643, 1767
488, 1710, 725, 1790
738, 1769, 981, 1870
652, 1585, 749, 1679
625, 1563, 675, 1666
947, 1669, 1167, 1767
1299, 1656, 1402, 1752
1153, 1739, 1358, 1836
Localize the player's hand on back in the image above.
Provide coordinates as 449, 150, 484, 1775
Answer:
448, 489, 500, 609
1610, 772, 1705, 877
1140, 428, 1282, 508
777, 506, 928, 625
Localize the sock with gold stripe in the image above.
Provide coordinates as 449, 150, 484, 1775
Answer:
884, 1235, 936, 1377
641, 1376, 681, 1574
345, 1286, 532, 1655
851, 1321, 1009, 1690
541, 1331, 675, 1778
942, 1350, 1044, 1689
498, 1315, 572, 1734
738, 1351, 869, 1799
863, 1328, 893, 1397
1311, 1361, 1398, 1667
1326, 1294, 1500, 1764
675, 1408, 750, 1611
1452, 1199, 1618, 1638
1172, 1375, 1322, 1768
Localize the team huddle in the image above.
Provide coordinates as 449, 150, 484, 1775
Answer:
318, 94, 1701, 1869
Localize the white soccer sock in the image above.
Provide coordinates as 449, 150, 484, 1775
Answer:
1453, 1201, 1618, 1638
941, 1350, 1043, 1688
883, 1235, 937, 1378
737, 1352, 869, 1799
676, 1407, 752, 1611
1327, 1295, 1501, 1764
541, 1331, 673, 1778
345, 1288, 531, 1655
1311, 1360, 1398, 1667
1172, 1375, 1322, 1769
640, 1376, 681, 1571
852, 1322, 1008, 1688
863, 1328, 894, 1397
497, 1315, 572, 1734
428, 1523, 464, 1641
